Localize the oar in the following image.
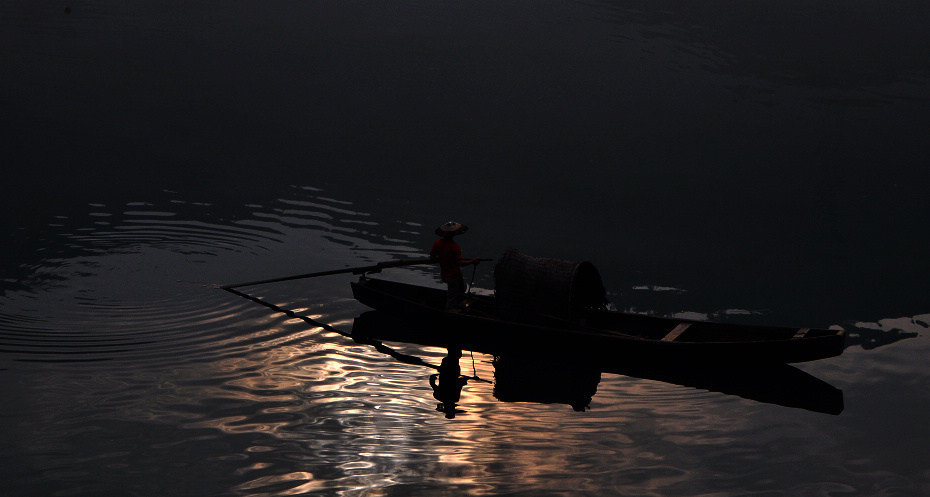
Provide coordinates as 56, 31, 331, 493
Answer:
225, 286, 491, 382
224, 286, 438, 369
219, 257, 437, 290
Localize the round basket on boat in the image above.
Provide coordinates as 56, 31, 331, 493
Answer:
493, 248, 607, 321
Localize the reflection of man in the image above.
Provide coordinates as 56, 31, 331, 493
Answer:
429, 349, 468, 418
430, 221, 478, 310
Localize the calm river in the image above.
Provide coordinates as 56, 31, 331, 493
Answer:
2, 1, 929, 496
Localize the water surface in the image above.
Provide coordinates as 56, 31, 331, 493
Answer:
2, 1, 929, 495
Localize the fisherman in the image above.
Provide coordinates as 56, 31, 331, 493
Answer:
430, 221, 479, 310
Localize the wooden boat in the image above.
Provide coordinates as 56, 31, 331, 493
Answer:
349, 276, 846, 364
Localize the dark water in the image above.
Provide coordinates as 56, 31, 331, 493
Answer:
2, 1, 929, 495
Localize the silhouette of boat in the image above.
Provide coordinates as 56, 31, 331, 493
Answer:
351, 276, 845, 364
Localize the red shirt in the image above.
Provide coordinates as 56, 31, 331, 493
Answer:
430, 238, 463, 278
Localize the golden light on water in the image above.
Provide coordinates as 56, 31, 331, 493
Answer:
232, 471, 322, 495
6, 245, 919, 495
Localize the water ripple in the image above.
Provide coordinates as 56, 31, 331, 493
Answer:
3, 185, 926, 497
0, 188, 413, 366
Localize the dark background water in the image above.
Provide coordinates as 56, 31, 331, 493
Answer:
4, 0, 930, 324
2, 1, 930, 496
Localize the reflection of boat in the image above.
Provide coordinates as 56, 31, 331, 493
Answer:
604, 357, 843, 415
351, 311, 844, 415
492, 354, 602, 412
350, 277, 846, 364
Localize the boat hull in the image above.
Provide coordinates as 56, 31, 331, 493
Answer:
350, 277, 846, 364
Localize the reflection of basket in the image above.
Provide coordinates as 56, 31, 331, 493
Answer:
493, 248, 608, 321
492, 355, 601, 411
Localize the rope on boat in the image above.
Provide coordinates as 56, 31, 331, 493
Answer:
467, 263, 478, 294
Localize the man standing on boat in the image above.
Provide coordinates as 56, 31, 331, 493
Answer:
430, 221, 479, 310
